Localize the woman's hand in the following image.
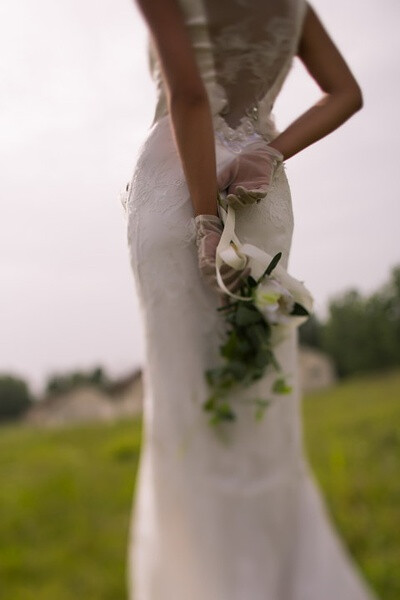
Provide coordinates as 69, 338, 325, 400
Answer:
217, 142, 284, 209
194, 214, 250, 296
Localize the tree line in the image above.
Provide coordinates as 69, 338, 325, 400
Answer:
299, 265, 400, 377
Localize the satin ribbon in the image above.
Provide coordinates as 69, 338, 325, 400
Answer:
215, 197, 314, 326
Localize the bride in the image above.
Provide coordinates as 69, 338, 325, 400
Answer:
121, 1, 378, 599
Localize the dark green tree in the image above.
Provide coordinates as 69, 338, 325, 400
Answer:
0, 375, 34, 422
299, 313, 324, 350
321, 266, 400, 377
45, 365, 110, 397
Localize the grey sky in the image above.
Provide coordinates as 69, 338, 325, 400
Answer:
1, 0, 399, 394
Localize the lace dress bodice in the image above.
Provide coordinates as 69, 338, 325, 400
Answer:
148, 0, 308, 150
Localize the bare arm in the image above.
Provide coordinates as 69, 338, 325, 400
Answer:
134, 0, 218, 216
268, 3, 363, 160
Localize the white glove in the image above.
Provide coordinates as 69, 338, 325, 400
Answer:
218, 141, 284, 209
194, 214, 250, 296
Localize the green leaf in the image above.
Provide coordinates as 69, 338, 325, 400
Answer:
207, 401, 237, 425
246, 322, 271, 348
258, 252, 282, 282
235, 304, 264, 326
254, 398, 270, 421
238, 284, 253, 298
227, 361, 248, 380
242, 367, 264, 386
220, 330, 239, 360
216, 402, 236, 421
255, 407, 265, 421
290, 302, 310, 316
217, 301, 238, 312
254, 349, 271, 369
254, 398, 270, 407
246, 275, 258, 288
205, 367, 220, 386
272, 377, 292, 395
237, 338, 252, 355
202, 396, 216, 412
270, 351, 281, 371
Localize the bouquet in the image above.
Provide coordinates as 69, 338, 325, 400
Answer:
203, 191, 314, 426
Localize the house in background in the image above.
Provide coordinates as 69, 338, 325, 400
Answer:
24, 369, 143, 427
299, 346, 337, 393
24, 348, 336, 426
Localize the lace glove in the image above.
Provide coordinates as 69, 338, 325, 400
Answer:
217, 141, 284, 209
194, 214, 250, 296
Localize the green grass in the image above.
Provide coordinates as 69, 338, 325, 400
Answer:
0, 419, 142, 600
0, 369, 399, 599
302, 368, 400, 599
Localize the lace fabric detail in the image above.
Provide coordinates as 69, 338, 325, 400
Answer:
213, 113, 266, 154
266, 164, 293, 230
127, 137, 189, 218
200, 0, 304, 128
148, 0, 307, 131
212, 15, 295, 90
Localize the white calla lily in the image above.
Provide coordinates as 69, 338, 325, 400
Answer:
253, 278, 295, 324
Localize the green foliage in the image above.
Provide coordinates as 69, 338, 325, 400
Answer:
298, 264, 400, 378
272, 377, 292, 394
204, 253, 293, 425
45, 366, 110, 397
321, 266, 400, 377
0, 374, 33, 422
299, 313, 324, 349
260, 251, 282, 278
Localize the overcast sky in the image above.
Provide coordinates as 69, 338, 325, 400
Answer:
1, 0, 399, 394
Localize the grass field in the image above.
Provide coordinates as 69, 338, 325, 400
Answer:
0, 369, 399, 599
302, 369, 400, 599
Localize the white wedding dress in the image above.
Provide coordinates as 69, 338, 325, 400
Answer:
121, 1, 379, 598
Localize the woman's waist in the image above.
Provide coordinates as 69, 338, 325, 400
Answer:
151, 78, 279, 148
150, 103, 279, 157
213, 111, 279, 154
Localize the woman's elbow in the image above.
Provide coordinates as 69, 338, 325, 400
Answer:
351, 83, 364, 112
334, 82, 363, 116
